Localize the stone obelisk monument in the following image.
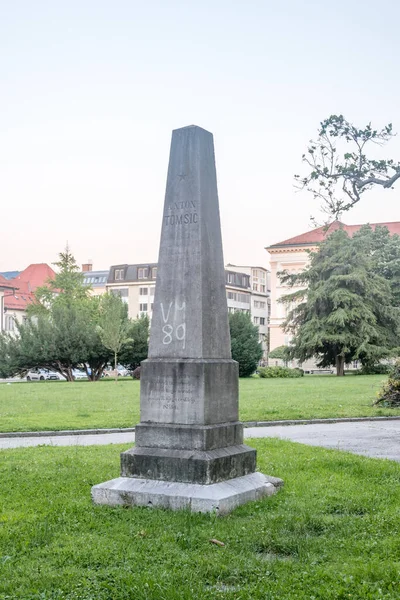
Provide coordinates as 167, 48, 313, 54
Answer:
92, 125, 282, 514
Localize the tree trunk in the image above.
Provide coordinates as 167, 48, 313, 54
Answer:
66, 366, 74, 382
335, 355, 345, 376
84, 364, 95, 381
114, 351, 118, 383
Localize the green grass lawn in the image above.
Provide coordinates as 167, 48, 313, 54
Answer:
0, 375, 399, 433
1, 439, 400, 599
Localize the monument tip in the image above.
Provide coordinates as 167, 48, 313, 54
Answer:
173, 124, 212, 135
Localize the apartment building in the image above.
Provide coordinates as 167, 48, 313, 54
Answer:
82, 263, 109, 296
107, 263, 158, 318
225, 265, 270, 357
107, 262, 270, 358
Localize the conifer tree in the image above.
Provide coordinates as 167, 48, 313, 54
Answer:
281, 228, 399, 375
229, 312, 263, 377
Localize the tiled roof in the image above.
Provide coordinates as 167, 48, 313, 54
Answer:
4, 292, 34, 311
0, 271, 20, 280
9, 263, 56, 294
267, 221, 400, 249
4, 263, 55, 311
0, 283, 17, 292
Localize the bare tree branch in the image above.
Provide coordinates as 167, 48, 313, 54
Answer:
295, 115, 399, 218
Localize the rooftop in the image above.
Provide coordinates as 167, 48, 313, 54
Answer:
267, 220, 400, 250
83, 270, 109, 286
10, 263, 56, 293
0, 271, 20, 280
4, 263, 55, 311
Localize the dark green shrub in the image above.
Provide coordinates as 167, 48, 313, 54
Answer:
361, 363, 391, 375
131, 367, 141, 379
375, 360, 400, 407
258, 366, 303, 378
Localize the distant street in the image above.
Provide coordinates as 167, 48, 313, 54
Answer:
1, 420, 400, 462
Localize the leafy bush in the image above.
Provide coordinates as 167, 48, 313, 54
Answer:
131, 367, 141, 380
375, 361, 400, 407
268, 345, 289, 362
258, 366, 304, 378
360, 363, 391, 375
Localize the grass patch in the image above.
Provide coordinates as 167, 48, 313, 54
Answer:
0, 375, 399, 433
1, 439, 400, 598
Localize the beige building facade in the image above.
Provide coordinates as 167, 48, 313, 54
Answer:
107, 263, 157, 320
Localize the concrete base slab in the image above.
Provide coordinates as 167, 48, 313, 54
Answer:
91, 472, 283, 515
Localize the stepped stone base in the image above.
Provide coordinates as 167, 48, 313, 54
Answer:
135, 421, 244, 450
121, 444, 256, 484
91, 472, 283, 515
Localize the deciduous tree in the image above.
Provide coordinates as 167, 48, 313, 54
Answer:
97, 293, 131, 382
119, 314, 149, 373
296, 115, 400, 219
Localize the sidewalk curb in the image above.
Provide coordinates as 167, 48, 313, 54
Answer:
1, 415, 400, 439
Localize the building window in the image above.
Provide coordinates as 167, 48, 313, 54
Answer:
152, 267, 157, 279
260, 317, 265, 325
227, 273, 234, 284
150, 287, 155, 296
253, 283, 258, 291
227, 291, 237, 301
139, 303, 148, 312
260, 285, 266, 293
254, 300, 266, 309
138, 268, 148, 279
238, 293, 250, 304
111, 288, 128, 303
253, 269, 266, 282
115, 268, 124, 281
253, 316, 259, 325
242, 277, 248, 287
139, 287, 148, 296
5, 315, 15, 331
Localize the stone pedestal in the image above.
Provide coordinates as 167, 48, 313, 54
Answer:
91, 125, 283, 513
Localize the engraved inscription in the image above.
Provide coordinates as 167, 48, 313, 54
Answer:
163, 200, 198, 226
164, 213, 198, 226
147, 376, 197, 411
168, 200, 196, 210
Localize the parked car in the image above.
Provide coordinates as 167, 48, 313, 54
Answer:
26, 368, 62, 381
72, 369, 87, 380
103, 365, 129, 378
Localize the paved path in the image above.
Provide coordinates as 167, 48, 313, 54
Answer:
246, 421, 400, 462
1, 421, 400, 462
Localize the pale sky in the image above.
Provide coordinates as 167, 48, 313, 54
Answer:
1, 0, 399, 272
